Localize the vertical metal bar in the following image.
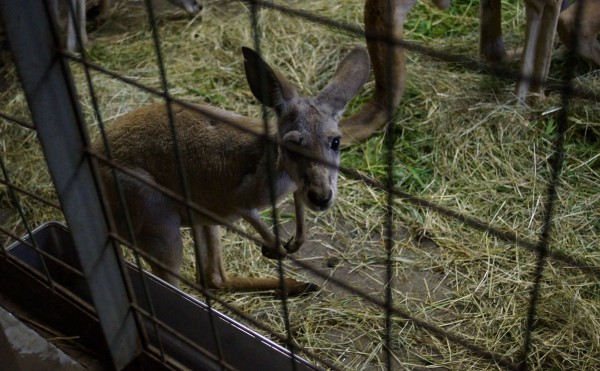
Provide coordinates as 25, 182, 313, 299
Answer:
0, 0, 141, 369
381, 1, 397, 369
73, 14, 159, 362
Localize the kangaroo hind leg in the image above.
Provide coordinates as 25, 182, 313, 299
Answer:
137, 211, 184, 288
194, 225, 318, 295
192, 225, 228, 289
106, 169, 185, 288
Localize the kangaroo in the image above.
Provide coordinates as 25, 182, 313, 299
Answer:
480, 0, 600, 102
557, 0, 600, 67
97, 0, 202, 19
93, 47, 369, 295
53, 0, 202, 52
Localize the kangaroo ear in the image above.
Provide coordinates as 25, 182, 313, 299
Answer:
318, 47, 370, 118
242, 47, 297, 114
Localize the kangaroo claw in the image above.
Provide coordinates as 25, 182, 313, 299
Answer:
283, 235, 303, 254
261, 243, 287, 260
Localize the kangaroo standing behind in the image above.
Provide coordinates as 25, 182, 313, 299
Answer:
93, 47, 369, 295
557, 0, 600, 67
340, 0, 450, 143
480, 0, 600, 101
53, 0, 202, 52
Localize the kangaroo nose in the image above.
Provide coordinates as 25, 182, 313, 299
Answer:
308, 189, 333, 210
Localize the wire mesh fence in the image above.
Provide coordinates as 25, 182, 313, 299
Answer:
1, 0, 599, 370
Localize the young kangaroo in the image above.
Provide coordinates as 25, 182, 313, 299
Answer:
93, 47, 369, 295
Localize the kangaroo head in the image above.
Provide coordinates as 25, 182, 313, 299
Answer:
242, 47, 370, 211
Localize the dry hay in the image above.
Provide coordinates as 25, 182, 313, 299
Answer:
1, 0, 599, 369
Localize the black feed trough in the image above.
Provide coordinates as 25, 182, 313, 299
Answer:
1, 222, 320, 370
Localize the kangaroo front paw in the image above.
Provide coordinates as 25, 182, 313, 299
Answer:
283, 235, 304, 254
261, 243, 288, 260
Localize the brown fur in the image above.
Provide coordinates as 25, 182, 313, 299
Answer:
557, 0, 600, 67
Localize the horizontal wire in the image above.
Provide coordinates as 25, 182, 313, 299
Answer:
0, 178, 61, 210
0, 225, 86, 279
342, 168, 600, 280
90, 141, 600, 282
0, 110, 35, 130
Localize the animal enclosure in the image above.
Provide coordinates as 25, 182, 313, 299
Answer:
1, 0, 599, 370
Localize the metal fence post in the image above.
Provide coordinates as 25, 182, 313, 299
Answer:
0, 0, 141, 369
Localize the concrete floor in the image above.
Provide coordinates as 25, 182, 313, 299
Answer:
0, 304, 84, 371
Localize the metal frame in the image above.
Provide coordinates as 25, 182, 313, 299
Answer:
0, 0, 141, 368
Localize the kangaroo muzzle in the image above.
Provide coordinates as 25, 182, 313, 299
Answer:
308, 188, 333, 210
303, 165, 337, 211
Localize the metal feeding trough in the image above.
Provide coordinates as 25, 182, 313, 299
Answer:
0, 222, 321, 370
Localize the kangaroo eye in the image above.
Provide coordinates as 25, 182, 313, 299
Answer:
330, 137, 341, 152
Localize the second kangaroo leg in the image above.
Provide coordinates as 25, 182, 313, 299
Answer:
480, 0, 570, 64
65, 0, 87, 52
557, 0, 600, 66
516, 0, 562, 102
194, 225, 317, 295
133, 208, 184, 287
193, 225, 227, 289
480, 0, 508, 63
